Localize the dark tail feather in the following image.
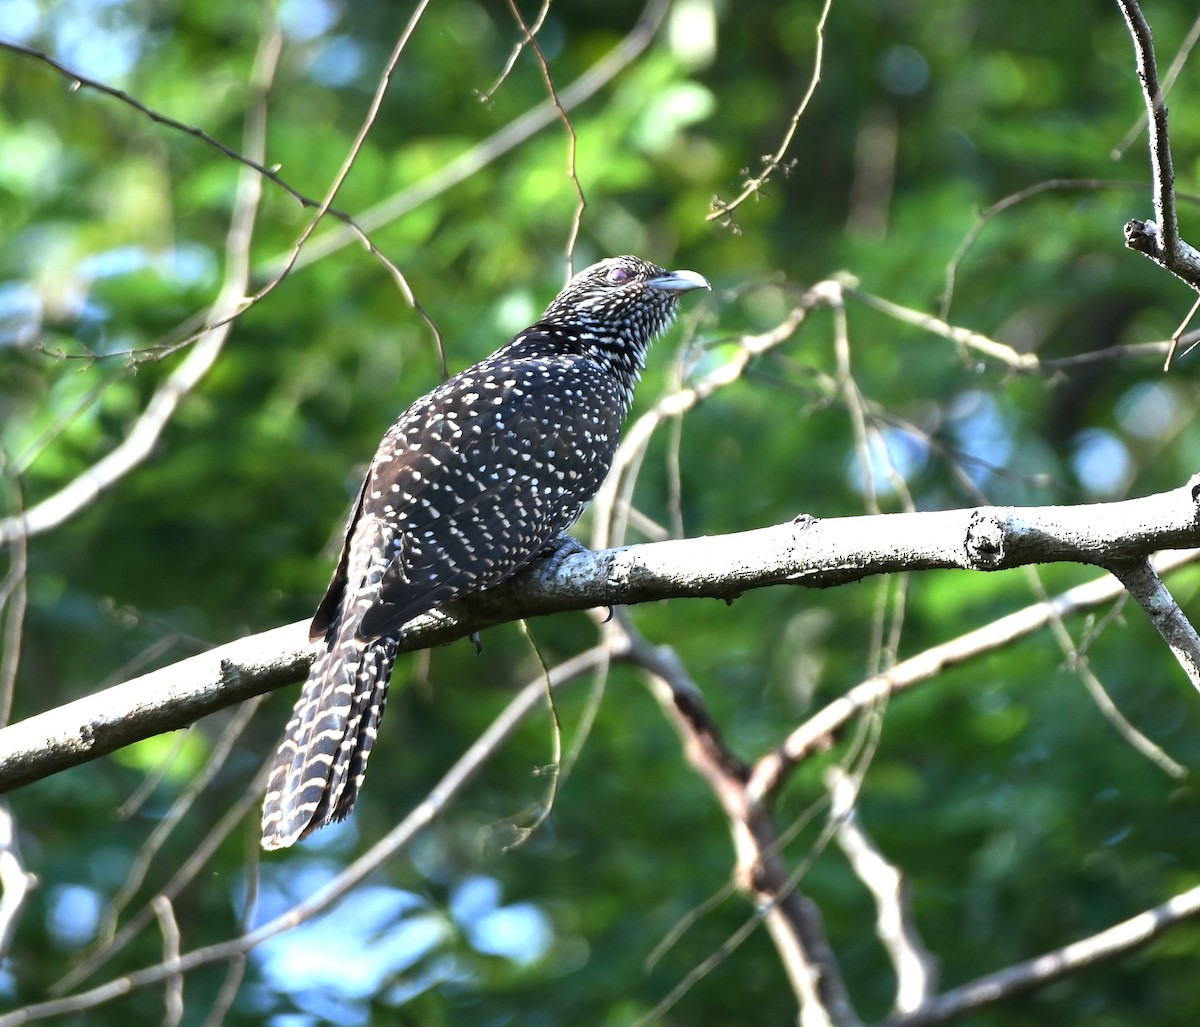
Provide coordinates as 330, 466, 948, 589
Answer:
261, 617, 398, 850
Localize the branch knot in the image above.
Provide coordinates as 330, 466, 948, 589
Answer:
965, 511, 1005, 569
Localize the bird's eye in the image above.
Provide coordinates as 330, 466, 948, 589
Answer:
606, 266, 632, 286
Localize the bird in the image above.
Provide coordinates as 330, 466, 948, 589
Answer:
260, 255, 710, 850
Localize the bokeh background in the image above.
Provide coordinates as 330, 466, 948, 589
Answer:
2, 0, 1200, 1024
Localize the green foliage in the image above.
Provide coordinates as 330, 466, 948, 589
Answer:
3, 0, 1200, 1024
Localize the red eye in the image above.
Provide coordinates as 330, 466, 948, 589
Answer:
606, 266, 632, 285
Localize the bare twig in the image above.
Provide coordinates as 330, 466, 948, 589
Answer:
847, 285, 1042, 372
0, 40, 399, 288
594, 290, 815, 547
0, 474, 27, 728
615, 614, 862, 1027
827, 769, 937, 1014
0, 28, 280, 547
151, 897, 183, 1027
226, 1, 436, 335
481, 0, 552, 103
52, 765, 269, 996
1023, 566, 1185, 779
1116, 0, 1180, 263
93, 698, 264, 958
879, 883, 1200, 1027
501, 621, 562, 850
1, 650, 608, 1027
505, 0, 586, 275
1159, 290, 1200, 371
285, 0, 669, 274
0, 801, 36, 958
939, 178, 1148, 320
201, 956, 245, 1027
1109, 556, 1200, 692
748, 546, 1200, 802
1113, 12, 1200, 159
708, 0, 833, 225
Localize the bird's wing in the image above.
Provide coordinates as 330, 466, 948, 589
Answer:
309, 473, 371, 643
353, 364, 623, 641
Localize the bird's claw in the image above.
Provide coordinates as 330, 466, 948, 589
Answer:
539, 535, 589, 584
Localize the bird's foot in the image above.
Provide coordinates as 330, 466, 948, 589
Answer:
539, 535, 589, 584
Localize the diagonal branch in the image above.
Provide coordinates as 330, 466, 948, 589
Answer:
284, 0, 669, 274
0, 29, 280, 546
0, 648, 608, 1027
1115, 0, 1180, 264
878, 882, 1200, 1027
707, 0, 833, 225
1108, 555, 1200, 691
0, 39, 394, 281
2, 482, 1199, 793
615, 613, 862, 1027
747, 545, 1200, 803
827, 769, 937, 1014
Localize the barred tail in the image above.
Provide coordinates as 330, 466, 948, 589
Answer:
260, 615, 398, 850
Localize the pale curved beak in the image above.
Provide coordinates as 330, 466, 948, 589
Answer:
648, 269, 711, 293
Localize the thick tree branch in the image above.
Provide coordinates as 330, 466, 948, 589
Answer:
1, 480, 1197, 792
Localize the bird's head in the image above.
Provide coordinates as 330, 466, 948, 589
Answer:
540, 255, 710, 351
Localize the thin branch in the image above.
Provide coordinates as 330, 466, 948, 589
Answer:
283, 0, 669, 274
0, 649, 608, 1027
1024, 565, 1186, 778
708, 0, 833, 224
0, 474, 27, 728
594, 288, 815, 547
51, 764, 269, 996
0, 40, 398, 286
615, 613, 862, 1027
1116, 0, 1180, 263
939, 178, 1148, 321
200, 956, 244, 1027
827, 769, 937, 1014
150, 897, 183, 1027
0, 801, 36, 959
879, 883, 1200, 1027
220, 0, 436, 338
847, 285, 1042, 372
1109, 556, 1200, 692
0, 27, 280, 546
1040, 338, 1176, 369
1113, 11, 1200, 159
93, 698, 264, 959
748, 546, 1200, 803
505, 0, 586, 275
480, 0, 552, 103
